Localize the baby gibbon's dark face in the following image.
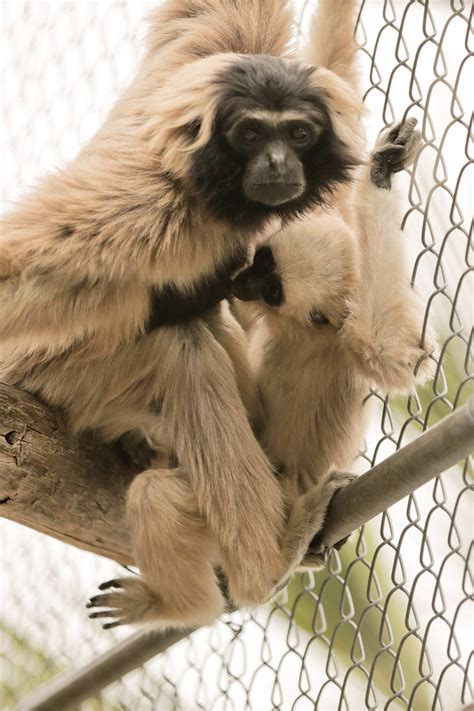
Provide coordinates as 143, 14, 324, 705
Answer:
232, 245, 330, 326
232, 246, 284, 307
190, 55, 358, 229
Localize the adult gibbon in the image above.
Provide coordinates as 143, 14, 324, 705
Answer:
87, 118, 435, 629
0, 0, 363, 615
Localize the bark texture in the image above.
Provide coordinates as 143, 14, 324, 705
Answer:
0, 382, 134, 565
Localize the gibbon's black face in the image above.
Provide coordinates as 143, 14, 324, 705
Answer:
191, 55, 358, 228
232, 245, 329, 324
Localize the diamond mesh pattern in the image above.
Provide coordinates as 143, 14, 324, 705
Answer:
1, 1, 472, 710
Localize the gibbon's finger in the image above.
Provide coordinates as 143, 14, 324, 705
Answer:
377, 143, 404, 162
393, 116, 418, 144
98, 578, 123, 591
401, 130, 422, 167
386, 116, 417, 145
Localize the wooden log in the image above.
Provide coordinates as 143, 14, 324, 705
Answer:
0, 382, 135, 565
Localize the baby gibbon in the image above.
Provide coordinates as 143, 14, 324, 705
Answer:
87, 119, 435, 629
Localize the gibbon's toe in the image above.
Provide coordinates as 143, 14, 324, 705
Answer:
87, 576, 158, 628
325, 470, 358, 490
298, 550, 327, 570
87, 592, 130, 629
98, 578, 123, 590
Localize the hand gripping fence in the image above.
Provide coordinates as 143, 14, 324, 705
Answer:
1, 2, 473, 710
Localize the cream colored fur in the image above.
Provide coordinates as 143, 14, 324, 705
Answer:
1, 0, 364, 624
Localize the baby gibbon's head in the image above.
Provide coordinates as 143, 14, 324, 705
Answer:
232, 214, 358, 330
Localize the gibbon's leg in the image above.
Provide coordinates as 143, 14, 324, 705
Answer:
304, 0, 360, 94
87, 469, 225, 629
88, 471, 357, 627
89, 470, 356, 627
146, 320, 285, 607
302, 0, 363, 226
341, 118, 436, 393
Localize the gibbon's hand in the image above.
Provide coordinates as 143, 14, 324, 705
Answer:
370, 117, 422, 189
268, 470, 358, 602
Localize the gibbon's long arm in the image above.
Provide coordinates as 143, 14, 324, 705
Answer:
303, 0, 360, 91
144, 0, 292, 69
341, 119, 435, 391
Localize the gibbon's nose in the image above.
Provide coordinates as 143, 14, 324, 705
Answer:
231, 272, 264, 302
267, 144, 287, 177
246, 143, 305, 206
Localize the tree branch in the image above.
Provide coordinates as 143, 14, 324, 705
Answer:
0, 382, 135, 565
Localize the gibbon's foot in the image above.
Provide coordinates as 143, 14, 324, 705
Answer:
371, 117, 422, 189
87, 577, 146, 629
301, 470, 357, 570
117, 432, 157, 472
87, 575, 226, 629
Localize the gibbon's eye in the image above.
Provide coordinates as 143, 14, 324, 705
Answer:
310, 309, 329, 325
240, 122, 266, 143
253, 246, 275, 274
263, 281, 283, 307
289, 123, 311, 143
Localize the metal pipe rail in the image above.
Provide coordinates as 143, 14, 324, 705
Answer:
15, 398, 474, 711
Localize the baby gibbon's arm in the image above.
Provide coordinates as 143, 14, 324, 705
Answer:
341, 119, 436, 392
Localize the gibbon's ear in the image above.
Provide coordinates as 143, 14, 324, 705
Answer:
310, 66, 366, 160
141, 54, 236, 178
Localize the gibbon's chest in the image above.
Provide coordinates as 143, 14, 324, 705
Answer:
144, 247, 249, 330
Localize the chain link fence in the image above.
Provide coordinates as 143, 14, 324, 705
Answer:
1, 1, 473, 709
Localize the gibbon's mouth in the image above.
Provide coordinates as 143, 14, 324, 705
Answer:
247, 181, 304, 206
